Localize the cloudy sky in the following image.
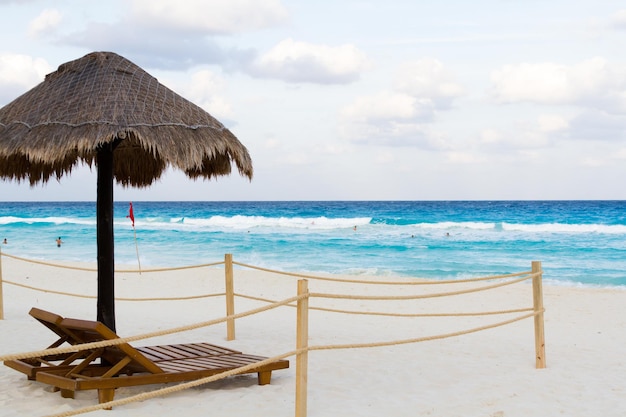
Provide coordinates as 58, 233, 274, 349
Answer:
1, 0, 626, 201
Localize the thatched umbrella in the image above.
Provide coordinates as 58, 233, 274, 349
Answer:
0, 51, 253, 331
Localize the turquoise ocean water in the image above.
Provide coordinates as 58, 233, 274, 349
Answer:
1, 200, 625, 288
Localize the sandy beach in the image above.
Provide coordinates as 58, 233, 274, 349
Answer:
0, 254, 624, 417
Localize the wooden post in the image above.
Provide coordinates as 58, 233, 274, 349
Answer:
0, 247, 4, 320
225, 253, 235, 341
295, 279, 309, 417
532, 261, 546, 369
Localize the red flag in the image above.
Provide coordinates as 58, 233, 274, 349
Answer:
127, 202, 135, 227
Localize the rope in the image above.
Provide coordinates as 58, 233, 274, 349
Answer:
233, 260, 535, 285
308, 310, 542, 351
3, 281, 96, 299
0, 252, 224, 273
0, 294, 306, 363
116, 293, 226, 302
307, 306, 535, 317
3, 280, 225, 301
310, 274, 532, 301
1, 253, 96, 272
234, 293, 534, 318
115, 262, 224, 273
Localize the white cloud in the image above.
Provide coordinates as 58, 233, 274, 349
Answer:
342, 91, 434, 122
340, 119, 434, 147
174, 69, 233, 120
479, 128, 503, 145
580, 157, 606, 167
57, 0, 277, 70
197, 96, 233, 121
59, 22, 237, 71
0, 54, 51, 104
567, 109, 626, 141
393, 58, 465, 106
538, 114, 569, 132
250, 38, 370, 84
189, 69, 224, 92
611, 9, 626, 29
131, 0, 288, 34
264, 138, 281, 149
284, 152, 310, 165
339, 59, 463, 147
445, 151, 487, 164
614, 148, 626, 159
491, 62, 578, 103
314, 143, 349, 155
474, 114, 569, 153
375, 151, 395, 164
27, 9, 62, 38
490, 57, 626, 112
0, 0, 37, 4
339, 91, 442, 146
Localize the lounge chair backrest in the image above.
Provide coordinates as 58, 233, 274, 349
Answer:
29, 308, 63, 327
59, 318, 163, 374
29, 308, 67, 340
28, 308, 85, 348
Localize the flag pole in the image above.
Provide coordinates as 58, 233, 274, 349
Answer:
133, 225, 141, 275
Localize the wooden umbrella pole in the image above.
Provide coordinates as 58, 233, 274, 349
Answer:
96, 142, 118, 333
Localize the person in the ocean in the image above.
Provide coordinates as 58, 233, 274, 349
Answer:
56, 237, 63, 247
2, 238, 7, 244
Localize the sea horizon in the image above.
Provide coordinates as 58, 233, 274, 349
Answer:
2, 198, 626, 202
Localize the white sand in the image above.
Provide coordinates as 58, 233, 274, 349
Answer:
0, 255, 625, 417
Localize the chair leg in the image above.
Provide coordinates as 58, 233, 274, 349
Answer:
98, 388, 115, 410
60, 388, 75, 399
257, 371, 272, 385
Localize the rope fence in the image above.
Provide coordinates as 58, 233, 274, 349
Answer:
0, 250, 546, 417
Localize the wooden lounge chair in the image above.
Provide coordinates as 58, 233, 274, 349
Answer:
28, 315, 289, 407
4, 308, 245, 381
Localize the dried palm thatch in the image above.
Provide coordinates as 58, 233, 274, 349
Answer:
0, 51, 253, 186
0, 51, 254, 332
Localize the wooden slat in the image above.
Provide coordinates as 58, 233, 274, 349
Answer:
170, 343, 241, 357
135, 346, 176, 361
157, 354, 288, 374
136, 343, 241, 362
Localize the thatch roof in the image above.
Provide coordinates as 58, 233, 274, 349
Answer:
0, 51, 253, 187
